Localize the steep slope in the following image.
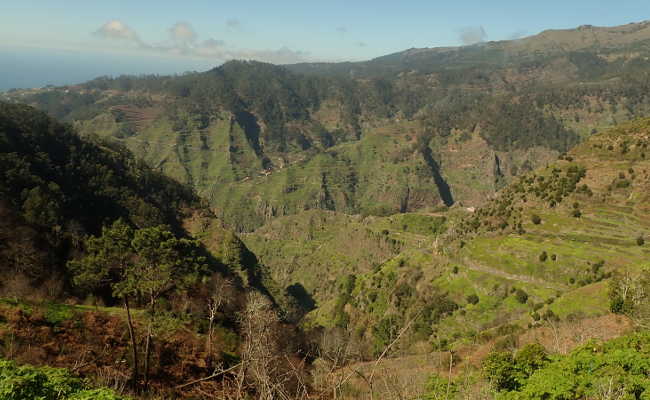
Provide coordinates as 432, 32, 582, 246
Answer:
373, 118, 647, 350
245, 118, 648, 369
0, 102, 308, 398
0, 101, 271, 294
5, 21, 650, 233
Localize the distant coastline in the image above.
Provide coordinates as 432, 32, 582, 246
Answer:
0, 46, 213, 91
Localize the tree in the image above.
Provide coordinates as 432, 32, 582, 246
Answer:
609, 267, 650, 329
68, 219, 139, 386
68, 220, 207, 389
128, 226, 206, 389
482, 351, 517, 391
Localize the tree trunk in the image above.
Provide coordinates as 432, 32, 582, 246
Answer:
124, 297, 139, 389
143, 297, 155, 391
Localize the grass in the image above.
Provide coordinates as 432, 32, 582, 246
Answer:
549, 281, 610, 318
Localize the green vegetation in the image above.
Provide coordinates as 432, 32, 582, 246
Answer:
68, 219, 207, 389
481, 333, 650, 399
14, 23, 650, 230
4, 20, 650, 400
0, 360, 128, 399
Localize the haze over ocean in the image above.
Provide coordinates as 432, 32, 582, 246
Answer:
0, 47, 214, 91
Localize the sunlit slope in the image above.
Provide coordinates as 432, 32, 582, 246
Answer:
295, 119, 649, 356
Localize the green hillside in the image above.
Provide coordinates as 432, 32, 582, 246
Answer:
237, 118, 649, 399
0, 102, 308, 399
2, 19, 650, 400
10, 20, 650, 231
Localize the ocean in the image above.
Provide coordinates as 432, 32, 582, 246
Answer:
0, 46, 216, 91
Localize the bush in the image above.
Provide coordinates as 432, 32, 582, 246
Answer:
571, 209, 582, 218
531, 214, 542, 225
422, 374, 458, 400
637, 236, 645, 246
539, 251, 548, 262
515, 289, 529, 304
616, 179, 631, 188
482, 352, 517, 391
542, 309, 559, 322
0, 360, 128, 400
466, 294, 479, 305
489, 332, 650, 399
514, 343, 549, 376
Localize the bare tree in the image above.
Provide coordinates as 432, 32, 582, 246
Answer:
236, 291, 307, 400
206, 277, 232, 366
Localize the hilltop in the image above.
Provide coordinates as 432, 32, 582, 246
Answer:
288, 20, 650, 78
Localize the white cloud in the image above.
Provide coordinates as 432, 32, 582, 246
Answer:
92, 20, 311, 64
169, 22, 197, 45
94, 20, 140, 43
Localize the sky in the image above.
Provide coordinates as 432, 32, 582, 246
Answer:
1, 0, 649, 89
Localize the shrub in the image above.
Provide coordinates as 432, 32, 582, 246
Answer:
591, 260, 605, 274
422, 374, 458, 400
466, 294, 479, 305
515, 289, 529, 304
637, 236, 645, 246
531, 214, 541, 225
571, 209, 582, 218
616, 179, 631, 188
482, 352, 517, 391
514, 343, 549, 376
542, 309, 559, 322
539, 251, 548, 262
0, 360, 128, 400
489, 332, 650, 399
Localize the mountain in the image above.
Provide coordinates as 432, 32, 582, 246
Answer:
0, 102, 310, 398
242, 117, 650, 398
2, 19, 650, 400
8, 21, 650, 232
287, 20, 650, 79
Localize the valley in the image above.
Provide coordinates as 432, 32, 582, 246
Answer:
1, 19, 650, 400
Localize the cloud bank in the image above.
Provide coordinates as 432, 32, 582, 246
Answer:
93, 19, 310, 64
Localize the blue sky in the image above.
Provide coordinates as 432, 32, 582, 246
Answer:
1, 1, 649, 88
